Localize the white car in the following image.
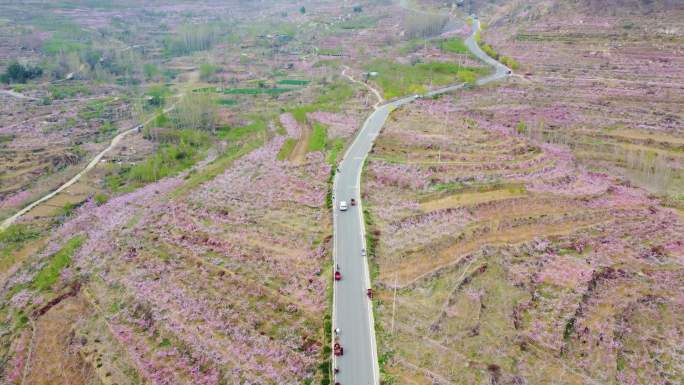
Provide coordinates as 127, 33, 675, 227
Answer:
339, 201, 348, 211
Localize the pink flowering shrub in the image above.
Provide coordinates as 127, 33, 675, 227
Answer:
0, 190, 31, 210
307, 111, 358, 138
2, 131, 331, 383
364, 95, 684, 384
367, 160, 432, 190
279, 113, 300, 138
535, 253, 593, 288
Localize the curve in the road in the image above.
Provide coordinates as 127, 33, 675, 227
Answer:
331, 16, 509, 385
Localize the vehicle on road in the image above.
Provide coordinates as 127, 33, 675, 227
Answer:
334, 341, 344, 356
367, 288, 373, 299
361, 248, 366, 257
339, 201, 348, 211
334, 270, 342, 281
350, 198, 356, 206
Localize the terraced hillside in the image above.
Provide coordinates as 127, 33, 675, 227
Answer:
472, 0, 684, 197
3, 127, 333, 384
365, 99, 684, 384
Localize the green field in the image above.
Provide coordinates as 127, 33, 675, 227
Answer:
224, 88, 292, 95
218, 118, 267, 141
277, 79, 310, 86
366, 60, 489, 99
217, 98, 239, 105
287, 81, 355, 124
277, 138, 297, 160
308, 122, 327, 152
33, 236, 84, 291
440, 37, 469, 54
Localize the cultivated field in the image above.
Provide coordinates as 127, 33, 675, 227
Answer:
2, 0, 683, 384
366, 96, 683, 384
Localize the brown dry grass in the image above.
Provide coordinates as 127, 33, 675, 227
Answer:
420, 188, 527, 212
24, 295, 96, 385
25, 181, 95, 220
289, 121, 312, 163
381, 213, 609, 286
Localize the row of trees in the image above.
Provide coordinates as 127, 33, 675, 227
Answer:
139, 89, 218, 137
163, 23, 222, 56
404, 13, 449, 39
517, 120, 678, 194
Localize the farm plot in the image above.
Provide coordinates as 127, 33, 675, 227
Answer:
364, 99, 684, 385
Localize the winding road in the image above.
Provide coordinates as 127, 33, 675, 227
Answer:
331, 17, 509, 385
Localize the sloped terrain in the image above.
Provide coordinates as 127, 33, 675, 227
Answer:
475, 0, 684, 197
365, 98, 684, 384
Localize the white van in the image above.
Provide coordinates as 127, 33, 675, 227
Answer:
339, 201, 348, 211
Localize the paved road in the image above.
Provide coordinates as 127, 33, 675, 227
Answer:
331, 16, 509, 385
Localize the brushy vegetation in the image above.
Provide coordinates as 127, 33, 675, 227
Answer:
403, 13, 448, 39
440, 37, 469, 54
94, 193, 109, 206
1, 61, 43, 84
47, 84, 91, 100
170, 93, 218, 132
218, 117, 268, 142
199, 62, 220, 82
326, 138, 344, 166
146, 84, 172, 108
337, 15, 377, 30
33, 236, 84, 291
308, 122, 327, 152
163, 23, 223, 56
399, 38, 427, 55
0, 224, 39, 254
277, 138, 297, 160
287, 81, 355, 126
108, 129, 210, 189
367, 60, 488, 98
477, 35, 520, 70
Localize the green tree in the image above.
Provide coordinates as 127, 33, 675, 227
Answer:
171, 93, 218, 132
1, 61, 43, 84
143, 63, 159, 80
199, 63, 218, 82
146, 84, 170, 107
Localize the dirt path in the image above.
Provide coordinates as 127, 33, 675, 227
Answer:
0, 101, 179, 230
342, 66, 383, 109
289, 119, 312, 163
